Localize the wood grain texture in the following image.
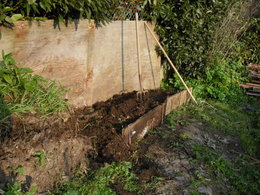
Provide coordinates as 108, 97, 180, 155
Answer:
0, 20, 162, 107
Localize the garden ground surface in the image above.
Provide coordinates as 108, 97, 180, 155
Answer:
0, 91, 259, 194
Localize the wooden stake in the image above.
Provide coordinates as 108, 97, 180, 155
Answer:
144, 22, 198, 104
135, 12, 143, 94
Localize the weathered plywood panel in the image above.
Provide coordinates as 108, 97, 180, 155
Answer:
0, 20, 162, 107
122, 104, 165, 144
91, 21, 162, 103
0, 20, 92, 107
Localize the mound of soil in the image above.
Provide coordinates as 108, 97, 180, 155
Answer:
0, 89, 175, 192
78, 89, 175, 162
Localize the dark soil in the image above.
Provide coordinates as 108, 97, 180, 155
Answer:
0, 89, 175, 192
78, 89, 175, 162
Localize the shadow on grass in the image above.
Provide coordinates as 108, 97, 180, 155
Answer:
0, 100, 12, 143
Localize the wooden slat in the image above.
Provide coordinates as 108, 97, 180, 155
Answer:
252, 80, 260, 84
249, 64, 260, 71
246, 83, 260, 87
246, 92, 260, 97
122, 89, 192, 145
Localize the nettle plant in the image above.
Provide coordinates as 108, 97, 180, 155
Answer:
0, 51, 68, 118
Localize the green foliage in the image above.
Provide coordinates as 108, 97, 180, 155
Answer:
5, 183, 37, 195
0, 51, 69, 120
172, 57, 249, 104
233, 17, 260, 64
193, 144, 260, 194
2, 166, 38, 195
146, 0, 258, 103
166, 100, 260, 156
51, 162, 141, 195
144, 0, 237, 78
0, 0, 119, 27
34, 151, 46, 168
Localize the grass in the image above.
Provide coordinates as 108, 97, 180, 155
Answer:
51, 162, 141, 195
0, 52, 69, 120
166, 98, 260, 157
166, 97, 260, 194
192, 144, 260, 194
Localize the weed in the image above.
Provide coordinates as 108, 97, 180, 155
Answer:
143, 176, 165, 191
51, 162, 141, 195
34, 151, 46, 168
192, 144, 260, 194
169, 141, 182, 148
0, 51, 69, 121
2, 166, 37, 195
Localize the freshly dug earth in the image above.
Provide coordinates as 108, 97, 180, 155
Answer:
0, 89, 175, 192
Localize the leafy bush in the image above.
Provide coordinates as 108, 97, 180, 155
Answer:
145, 0, 259, 102
233, 17, 260, 64
0, 51, 69, 119
144, 0, 239, 78
163, 56, 248, 104
0, 0, 119, 27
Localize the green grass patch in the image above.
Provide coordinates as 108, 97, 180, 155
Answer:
0, 51, 69, 121
166, 99, 260, 157
192, 144, 260, 194
166, 98, 260, 194
51, 162, 141, 195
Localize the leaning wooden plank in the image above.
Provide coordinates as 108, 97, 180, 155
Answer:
252, 80, 260, 84
122, 89, 192, 145
122, 104, 165, 144
246, 92, 260, 97
246, 83, 260, 87
249, 64, 260, 71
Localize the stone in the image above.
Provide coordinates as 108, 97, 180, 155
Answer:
197, 186, 213, 195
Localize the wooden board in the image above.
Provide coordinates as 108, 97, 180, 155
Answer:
0, 20, 162, 107
122, 89, 192, 145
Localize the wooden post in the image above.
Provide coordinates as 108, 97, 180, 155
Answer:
135, 12, 143, 93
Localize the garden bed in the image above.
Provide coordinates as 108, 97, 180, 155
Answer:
0, 89, 191, 193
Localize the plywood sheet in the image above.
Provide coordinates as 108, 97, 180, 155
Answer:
0, 20, 162, 107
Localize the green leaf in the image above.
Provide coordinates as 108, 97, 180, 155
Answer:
18, 68, 33, 74
28, 0, 36, 5
24, 81, 37, 91
3, 7, 13, 12
11, 14, 23, 22
4, 16, 13, 24
15, 167, 25, 175
3, 74, 13, 84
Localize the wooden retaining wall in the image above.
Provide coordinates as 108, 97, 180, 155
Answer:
122, 89, 192, 144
